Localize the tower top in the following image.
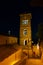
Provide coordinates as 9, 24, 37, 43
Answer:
20, 13, 32, 19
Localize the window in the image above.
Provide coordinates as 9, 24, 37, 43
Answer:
23, 29, 27, 35
22, 20, 28, 24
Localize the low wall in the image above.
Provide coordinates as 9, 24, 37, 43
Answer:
0, 48, 22, 65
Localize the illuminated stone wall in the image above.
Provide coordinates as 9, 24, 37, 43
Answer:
7, 37, 18, 44
0, 35, 18, 45
0, 35, 8, 45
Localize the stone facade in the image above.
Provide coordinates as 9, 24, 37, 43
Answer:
20, 13, 32, 47
0, 35, 18, 45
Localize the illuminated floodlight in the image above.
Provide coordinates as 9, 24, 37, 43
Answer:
37, 44, 39, 50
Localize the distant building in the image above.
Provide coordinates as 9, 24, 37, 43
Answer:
0, 35, 18, 45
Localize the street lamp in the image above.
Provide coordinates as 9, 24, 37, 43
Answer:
8, 30, 11, 36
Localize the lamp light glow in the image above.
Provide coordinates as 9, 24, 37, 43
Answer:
37, 44, 39, 49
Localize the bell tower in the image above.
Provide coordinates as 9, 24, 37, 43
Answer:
20, 13, 32, 48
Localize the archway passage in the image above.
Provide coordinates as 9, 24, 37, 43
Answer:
24, 40, 27, 45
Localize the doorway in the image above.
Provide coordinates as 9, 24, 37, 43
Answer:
24, 40, 27, 45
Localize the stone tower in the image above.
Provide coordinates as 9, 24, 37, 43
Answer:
20, 13, 32, 48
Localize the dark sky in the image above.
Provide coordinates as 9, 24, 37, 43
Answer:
31, 0, 43, 6
0, 0, 43, 41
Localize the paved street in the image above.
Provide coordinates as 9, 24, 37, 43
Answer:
26, 58, 42, 65
26, 48, 43, 65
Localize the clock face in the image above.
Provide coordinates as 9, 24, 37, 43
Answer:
22, 20, 28, 24
23, 29, 27, 35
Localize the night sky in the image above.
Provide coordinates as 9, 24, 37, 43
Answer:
0, 0, 43, 42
